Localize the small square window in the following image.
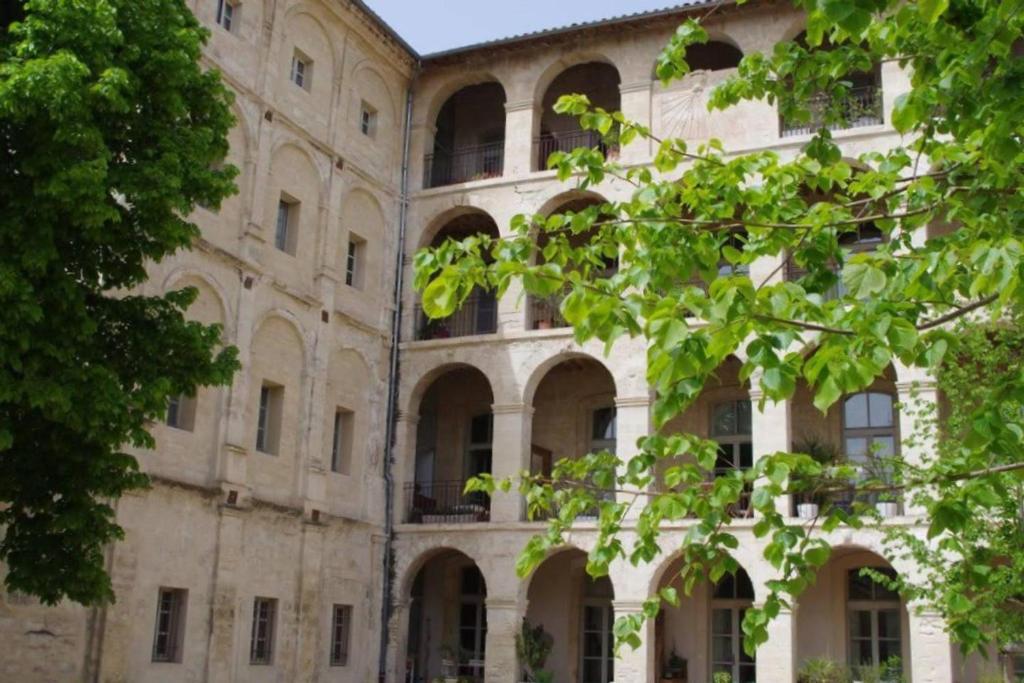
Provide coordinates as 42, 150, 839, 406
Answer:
152, 588, 188, 663
250, 597, 277, 665
215, 0, 237, 32
330, 604, 352, 666
330, 409, 354, 475
256, 382, 284, 455
275, 196, 298, 255
359, 103, 377, 137
345, 234, 365, 288
291, 51, 312, 90
166, 393, 197, 432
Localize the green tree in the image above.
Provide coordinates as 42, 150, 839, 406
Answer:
0, 0, 238, 605
418, 0, 1024, 657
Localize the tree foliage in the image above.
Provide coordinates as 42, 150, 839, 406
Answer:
0, 0, 238, 605
419, 0, 1024, 657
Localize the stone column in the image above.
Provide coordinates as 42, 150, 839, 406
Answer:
614, 396, 652, 519
896, 378, 938, 517
907, 609, 955, 682
386, 598, 412, 683
504, 99, 537, 176
204, 505, 246, 683
755, 603, 797, 683
613, 599, 655, 683
749, 384, 793, 517
484, 598, 523, 683
490, 403, 533, 523
392, 411, 420, 524
617, 80, 654, 165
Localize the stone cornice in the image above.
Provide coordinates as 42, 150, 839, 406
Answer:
491, 402, 535, 416
615, 395, 651, 409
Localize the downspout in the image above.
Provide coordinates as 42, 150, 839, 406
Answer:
379, 65, 418, 682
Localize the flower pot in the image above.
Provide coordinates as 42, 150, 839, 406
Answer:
536, 319, 552, 330
875, 501, 899, 517
797, 502, 820, 519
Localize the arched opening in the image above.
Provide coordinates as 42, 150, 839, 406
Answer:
780, 33, 883, 137
405, 366, 494, 524
405, 549, 488, 682
426, 82, 507, 188
415, 210, 500, 340
790, 364, 901, 517
660, 356, 753, 518
528, 193, 613, 330
525, 548, 616, 683
679, 40, 744, 73
654, 559, 756, 682
796, 548, 910, 681
529, 355, 617, 518
536, 62, 621, 170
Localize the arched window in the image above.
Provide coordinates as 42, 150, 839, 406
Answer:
581, 575, 615, 683
842, 392, 897, 466
711, 569, 756, 682
458, 566, 488, 679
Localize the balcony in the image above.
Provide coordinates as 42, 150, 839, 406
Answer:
414, 291, 497, 340
403, 479, 490, 524
780, 85, 883, 137
535, 129, 617, 170
527, 292, 569, 330
423, 141, 504, 188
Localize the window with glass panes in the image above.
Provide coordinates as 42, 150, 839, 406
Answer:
275, 198, 296, 254
290, 51, 310, 89
256, 383, 283, 455
711, 570, 756, 683
847, 568, 902, 674
330, 604, 351, 666
843, 392, 898, 508
215, 0, 236, 31
711, 400, 752, 473
330, 409, 353, 474
458, 567, 487, 679
591, 407, 616, 454
465, 414, 492, 508
151, 588, 187, 663
580, 575, 615, 683
249, 597, 276, 665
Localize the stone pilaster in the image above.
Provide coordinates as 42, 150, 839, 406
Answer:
613, 599, 655, 683
393, 410, 420, 524
749, 384, 793, 516
615, 396, 652, 519
205, 505, 246, 683
504, 99, 538, 176
484, 598, 524, 683
755, 603, 797, 683
617, 80, 654, 165
490, 403, 533, 522
907, 609, 955, 682
896, 379, 938, 517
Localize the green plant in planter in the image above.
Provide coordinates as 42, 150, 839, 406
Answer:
713, 671, 733, 683
516, 618, 554, 682
798, 657, 852, 683
856, 655, 905, 683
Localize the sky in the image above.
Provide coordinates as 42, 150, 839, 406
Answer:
363, 0, 679, 54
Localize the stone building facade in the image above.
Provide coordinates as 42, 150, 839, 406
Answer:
0, 1, 1009, 682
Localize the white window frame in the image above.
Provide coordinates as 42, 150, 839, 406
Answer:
345, 234, 365, 288
330, 408, 353, 475
579, 600, 615, 683
458, 567, 487, 679
152, 587, 188, 663
710, 399, 752, 474
256, 383, 283, 455
330, 604, 351, 666
290, 50, 312, 90
215, 0, 237, 32
166, 393, 196, 431
709, 574, 755, 682
359, 102, 377, 137
249, 597, 277, 665
275, 196, 298, 255
846, 568, 903, 674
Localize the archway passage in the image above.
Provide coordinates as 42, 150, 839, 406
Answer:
525, 549, 616, 683
529, 356, 617, 519
406, 366, 494, 524
796, 548, 910, 681
537, 62, 621, 170
405, 550, 488, 682
416, 210, 500, 340
426, 82, 507, 187
654, 558, 757, 683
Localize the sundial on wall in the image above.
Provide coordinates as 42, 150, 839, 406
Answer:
658, 71, 713, 142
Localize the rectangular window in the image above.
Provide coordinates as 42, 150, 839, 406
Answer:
249, 597, 277, 665
290, 51, 311, 90
256, 383, 283, 455
152, 588, 187, 663
275, 197, 297, 254
359, 103, 377, 137
330, 409, 354, 475
330, 604, 352, 666
847, 568, 903, 675
166, 394, 196, 431
345, 235, 365, 288
215, 0, 236, 31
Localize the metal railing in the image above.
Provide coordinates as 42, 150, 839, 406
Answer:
780, 85, 883, 137
414, 291, 497, 340
528, 294, 569, 330
404, 480, 490, 524
528, 482, 615, 522
792, 489, 902, 516
423, 141, 504, 188
535, 129, 617, 171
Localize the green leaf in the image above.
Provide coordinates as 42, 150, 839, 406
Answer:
919, 0, 950, 23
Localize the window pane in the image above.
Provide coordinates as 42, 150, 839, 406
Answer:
872, 436, 896, 458
848, 571, 874, 600
592, 408, 616, 440
712, 607, 732, 633
737, 400, 752, 434
736, 571, 755, 600
845, 437, 868, 462
712, 635, 735, 662
470, 414, 492, 444
879, 638, 902, 663
714, 574, 736, 600
878, 609, 901, 639
739, 441, 754, 470
582, 659, 603, 683
845, 393, 869, 428
712, 403, 737, 436
869, 393, 894, 427
584, 632, 603, 656
584, 605, 602, 630
850, 639, 874, 667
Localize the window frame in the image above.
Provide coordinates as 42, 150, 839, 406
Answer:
256, 382, 283, 455
345, 234, 366, 289
151, 587, 188, 663
709, 571, 756, 683
290, 50, 312, 90
579, 599, 615, 683
359, 102, 378, 137
249, 596, 277, 665
215, 0, 237, 32
275, 196, 298, 255
457, 567, 487, 678
846, 568, 903, 673
166, 393, 197, 431
330, 408, 354, 475
330, 603, 352, 667
841, 391, 899, 466
710, 399, 753, 473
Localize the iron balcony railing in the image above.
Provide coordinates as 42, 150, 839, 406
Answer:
404, 479, 490, 524
792, 488, 902, 516
423, 141, 504, 188
528, 294, 569, 330
780, 85, 883, 138
534, 129, 617, 171
414, 291, 497, 340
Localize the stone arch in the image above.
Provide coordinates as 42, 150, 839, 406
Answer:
536, 188, 610, 218
324, 347, 374, 477
532, 53, 621, 106
351, 63, 399, 144
403, 361, 497, 418
162, 267, 231, 333
416, 205, 501, 252
251, 309, 310, 366
339, 186, 387, 295
281, 7, 337, 92
652, 37, 744, 78
422, 71, 510, 135
397, 544, 488, 602
522, 350, 618, 407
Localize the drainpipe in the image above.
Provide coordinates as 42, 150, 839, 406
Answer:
379, 66, 418, 683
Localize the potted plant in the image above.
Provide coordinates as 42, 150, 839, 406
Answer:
420, 318, 451, 340
516, 618, 554, 683
798, 657, 852, 683
713, 672, 733, 683
662, 649, 687, 680
863, 450, 901, 518
793, 437, 843, 518
439, 643, 458, 680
